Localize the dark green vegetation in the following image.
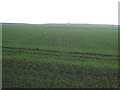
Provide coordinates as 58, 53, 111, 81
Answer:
2, 24, 118, 88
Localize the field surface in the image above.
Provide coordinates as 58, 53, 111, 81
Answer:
2, 24, 118, 88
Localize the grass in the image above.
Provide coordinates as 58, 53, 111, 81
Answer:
3, 55, 118, 88
2, 24, 118, 88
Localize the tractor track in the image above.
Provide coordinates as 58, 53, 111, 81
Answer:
2, 46, 119, 59
3, 50, 119, 61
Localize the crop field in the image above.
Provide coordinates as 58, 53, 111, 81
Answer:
2, 24, 118, 88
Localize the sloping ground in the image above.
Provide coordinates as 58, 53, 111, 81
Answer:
2, 24, 118, 88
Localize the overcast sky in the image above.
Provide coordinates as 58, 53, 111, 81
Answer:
0, 0, 119, 25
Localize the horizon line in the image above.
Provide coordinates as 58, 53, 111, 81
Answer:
0, 22, 118, 26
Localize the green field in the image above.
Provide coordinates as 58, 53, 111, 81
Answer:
2, 24, 118, 88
